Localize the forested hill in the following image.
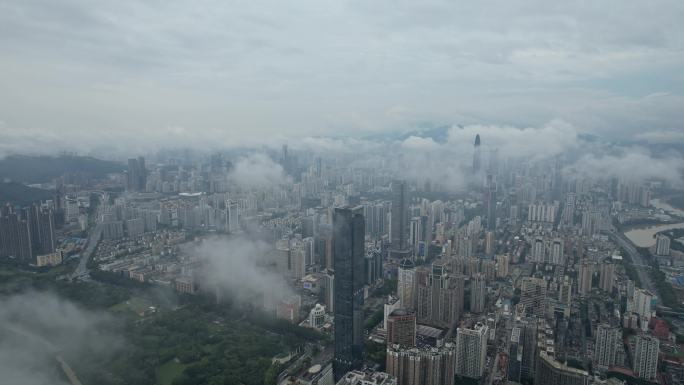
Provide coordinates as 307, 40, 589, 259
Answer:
0, 182, 55, 206
0, 155, 124, 183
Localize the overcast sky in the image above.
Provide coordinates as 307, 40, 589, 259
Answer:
1, 0, 683, 155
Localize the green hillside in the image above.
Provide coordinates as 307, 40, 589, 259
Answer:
0, 155, 124, 183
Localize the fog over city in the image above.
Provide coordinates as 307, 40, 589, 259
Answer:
1, 1, 684, 385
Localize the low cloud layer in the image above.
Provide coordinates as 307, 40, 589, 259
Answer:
0, 292, 120, 385
228, 153, 290, 189
184, 236, 293, 306
565, 150, 684, 186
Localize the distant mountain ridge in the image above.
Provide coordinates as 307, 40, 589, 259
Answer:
0, 155, 124, 184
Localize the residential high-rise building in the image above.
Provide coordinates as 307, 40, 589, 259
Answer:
578, 261, 594, 296
415, 263, 464, 328
581, 210, 601, 237
0, 204, 56, 265
550, 238, 564, 265
528, 202, 557, 223
484, 231, 495, 257
470, 273, 486, 314
532, 237, 545, 263
656, 234, 671, 256
594, 324, 621, 370
398, 259, 416, 310
558, 276, 572, 306
627, 288, 654, 324
496, 254, 509, 279
599, 262, 615, 293
385, 343, 456, 385
455, 323, 488, 379
634, 335, 659, 381
535, 350, 589, 385
333, 206, 366, 380
386, 309, 416, 348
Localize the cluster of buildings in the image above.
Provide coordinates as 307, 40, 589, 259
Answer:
0, 202, 59, 266
6, 135, 684, 385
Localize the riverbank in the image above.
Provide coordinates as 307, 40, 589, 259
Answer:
624, 222, 684, 248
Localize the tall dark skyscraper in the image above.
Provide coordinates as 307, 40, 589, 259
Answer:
472, 134, 481, 174
390, 180, 409, 258
127, 157, 147, 192
333, 206, 365, 380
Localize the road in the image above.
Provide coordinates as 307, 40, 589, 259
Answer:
606, 228, 656, 295
71, 223, 102, 280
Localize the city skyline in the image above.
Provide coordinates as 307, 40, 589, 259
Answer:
1, 2, 684, 385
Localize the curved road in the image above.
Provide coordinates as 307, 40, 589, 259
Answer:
606, 227, 656, 295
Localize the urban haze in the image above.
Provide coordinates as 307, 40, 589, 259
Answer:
1, 1, 684, 385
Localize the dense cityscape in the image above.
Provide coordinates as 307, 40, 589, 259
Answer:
2, 2, 684, 385
1, 133, 684, 385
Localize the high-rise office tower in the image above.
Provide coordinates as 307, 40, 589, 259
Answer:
483, 173, 496, 231
390, 180, 409, 257
535, 350, 589, 385
508, 327, 523, 383
520, 277, 547, 318
470, 273, 486, 314
552, 156, 563, 201
594, 324, 621, 370
455, 323, 488, 379
633, 335, 659, 381
472, 134, 481, 175
127, 157, 147, 191
386, 309, 416, 348
519, 318, 538, 382
409, 216, 423, 257
398, 258, 416, 310
333, 206, 366, 380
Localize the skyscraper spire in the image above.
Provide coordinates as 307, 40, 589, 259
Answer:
473, 134, 482, 174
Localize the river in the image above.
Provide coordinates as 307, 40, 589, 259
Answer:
623, 199, 684, 247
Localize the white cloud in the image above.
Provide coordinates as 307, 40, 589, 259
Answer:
447, 120, 579, 160
564, 149, 684, 186
0, 292, 120, 385
183, 236, 293, 305
228, 153, 289, 188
